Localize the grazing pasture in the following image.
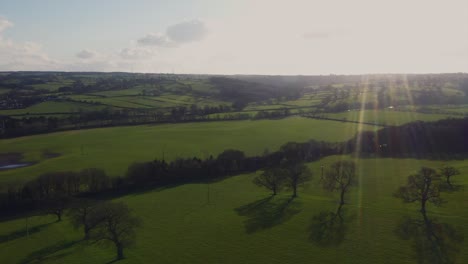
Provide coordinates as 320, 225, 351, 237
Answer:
0, 117, 375, 186
0, 156, 466, 264
0, 101, 107, 116
324, 110, 458, 126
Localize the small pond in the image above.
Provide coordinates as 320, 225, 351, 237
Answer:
0, 163, 32, 170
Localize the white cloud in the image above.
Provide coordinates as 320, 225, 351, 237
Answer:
68, 50, 119, 71
76, 49, 98, 59
65, 60, 117, 72
0, 41, 59, 71
119, 47, 156, 60
0, 17, 13, 34
137, 33, 174, 47
166, 20, 207, 43
137, 19, 207, 48
65, 47, 161, 72
0, 18, 59, 71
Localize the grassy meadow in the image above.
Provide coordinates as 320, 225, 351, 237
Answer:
0, 117, 376, 186
0, 101, 108, 116
324, 109, 458, 126
0, 156, 466, 264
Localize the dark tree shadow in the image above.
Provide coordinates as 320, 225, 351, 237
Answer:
308, 209, 352, 247
105, 259, 121, 264
395, 216, 464, 264
235, 196, 302, 234
19, 239, 80, 264
0, 222, 53, 244
439, 184, 464, 193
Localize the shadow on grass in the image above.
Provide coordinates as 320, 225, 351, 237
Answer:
105, 259, 121, 264
308, 210, 353, 247
439, 184, 464, 193
235, 196, 302, 234
395, 216, 464, 264
0, 222, 54, 244
19, 239, 80, 264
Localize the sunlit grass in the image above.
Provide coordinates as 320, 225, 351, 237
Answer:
0, 156, 466, 264
0, 117, 375, 186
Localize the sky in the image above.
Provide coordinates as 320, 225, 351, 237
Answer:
0, 0, 467, 74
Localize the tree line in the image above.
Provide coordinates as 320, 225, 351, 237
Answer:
348, 117, 468, 158
0, 104, 300, 138
0, 139, 341, 217
0, 139, 340, 260
210, 77, 305, 110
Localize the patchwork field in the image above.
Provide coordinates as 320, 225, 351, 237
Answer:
0, 101, 107, 116
30, 81, 75, 91
1, 73, 468, 264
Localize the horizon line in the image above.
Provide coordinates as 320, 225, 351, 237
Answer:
1, 71, 467, 77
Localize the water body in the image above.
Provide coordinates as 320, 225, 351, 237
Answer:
0, 163, 31, 170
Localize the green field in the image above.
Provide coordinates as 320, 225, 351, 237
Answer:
30, 80, 74, 91
0, 101, 108, 116
180, 80, 217, 93
2, 74, 467, 125
1, 77, 230, 117
91, 87, 149, 97
0, 88, 11, 95
422, 105, 468, 115
67, 92, 228, 111
324, 110, 459, 126
0, 117, 375, 186
0, 156, 466, 263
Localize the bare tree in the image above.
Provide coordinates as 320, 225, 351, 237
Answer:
322, 161, 357, 216
284, 162, 312, 198
68, 199, 104, 240
89, 201, 141, 260
43, 196, 69, 222
438, 165, 460, 189
253, 167, 286, 195
394, 167, 442, 223
395, 167, 463, 264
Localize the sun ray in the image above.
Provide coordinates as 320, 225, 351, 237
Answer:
353, 75, 370, 231
401, 74, 418, 122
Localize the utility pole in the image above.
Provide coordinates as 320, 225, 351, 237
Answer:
207, 183, 211, 205
0, 119, 4, 136
203, 150, 211, 205
321, 164, 324, 181
161, 145, 166, 161
26, 217, 29, 238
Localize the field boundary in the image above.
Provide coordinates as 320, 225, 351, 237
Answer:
300, 114, 387, 127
